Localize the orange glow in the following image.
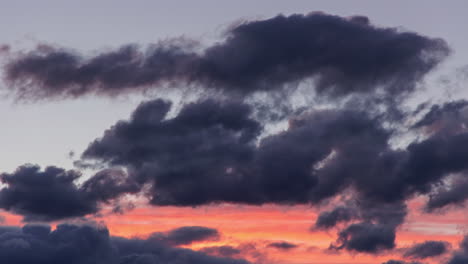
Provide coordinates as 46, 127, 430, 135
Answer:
1, 200, 465, 264
91, 202, 464, 264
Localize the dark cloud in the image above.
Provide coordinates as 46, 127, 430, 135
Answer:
0, 165, 138, 221
4, 13, 449, 100
447, 235, 468, 264
326, 201, 406, 254
402, 133, 468, 194
267, 241, 298, 250
80, 98, 410, 254
403, 240, 450, 259
199, 13, 448, 97
314, 206, 357, 230
4, 42, 198, 100
0, 165, 93, 221
413, 100, 468, 136
0, 223, 249, 264
150, 226, 220, 246
0, 10, 464, 263
314, 200, 406, 254
1, 10, 457, 250
426, 173, 468, 211
409, 100, 468, 211
82, 99, 262, 206
78, 96, 468, 255
330, 223, 396, 253
200, 243, 266, 263
381, 260, 423, 264
81, 98, 394, 206
200, 246, 242, 258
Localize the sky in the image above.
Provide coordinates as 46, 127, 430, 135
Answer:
0, 1, 467, 264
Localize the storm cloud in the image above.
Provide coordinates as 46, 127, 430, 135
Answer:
4, 12, 449, 100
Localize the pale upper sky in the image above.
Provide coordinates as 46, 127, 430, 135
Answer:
0, 0, 467, 173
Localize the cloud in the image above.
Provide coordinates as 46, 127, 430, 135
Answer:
0, 223, 249, 264
446, 235, 468, 264
78, 97, 468, 254
201, 243, 267, 262
314, 206, 357, 230
381, 260, 423, 264
80, 97, 427, 208
4, 13, 449, 101
325, 200, 406, 254
150, 226, 220, 246
81, 99, 263, 206
0, 165, 139, 221
202, 243, 266, 263
267, 241, 299, 250
426, 175, 468, 211
413, 100, 468, 136
409, 100, 468, 211
331, 223, 397, 253
200, 246, 242, 258
0, 11, 461, 258
403, 240, 450, 259
81, 98, 396, 206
